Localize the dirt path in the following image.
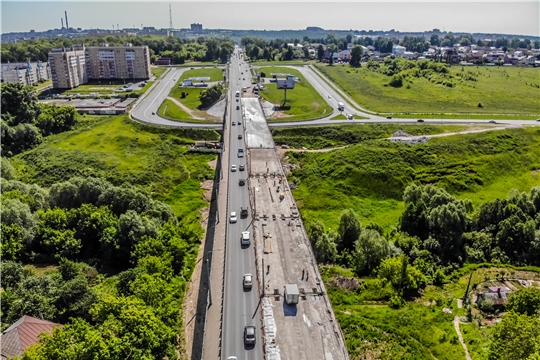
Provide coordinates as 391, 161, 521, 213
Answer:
390, 125, 517, 141
454, 316, 472, 360
166, 96, 206, 120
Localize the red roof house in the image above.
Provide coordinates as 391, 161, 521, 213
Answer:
0, 316, 60, 359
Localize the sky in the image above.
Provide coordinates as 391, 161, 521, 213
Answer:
1, 1, 539, 36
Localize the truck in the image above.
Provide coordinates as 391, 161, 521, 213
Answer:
284, 284, 299, 305
337, 102, 345, 111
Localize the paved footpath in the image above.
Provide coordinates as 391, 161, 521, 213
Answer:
203, 91, 230, 360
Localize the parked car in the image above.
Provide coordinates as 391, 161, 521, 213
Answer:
229, 212, 237, 223
243, 274, 252, 289
244, 325, 256, 345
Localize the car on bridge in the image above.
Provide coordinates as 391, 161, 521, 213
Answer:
238, 149, 244, 158
231, 164, 237, 172
239, 164, 245, 171
229, 212, 237, 223
244, 325, 256, 345
243, 274, 252, 289
238, 134, 243, 139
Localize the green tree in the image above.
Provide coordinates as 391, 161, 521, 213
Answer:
0, 82, 41, 126
317, 44, 324, 62
349, 45, 363, 67
35, 104, 78, 136
488, 312, 540, 360
375, 255, 426, 295
314, 232, 338, 264
1, 223, 25, 261
353, 229, 395, 276
199, 84, 223, 107
338, 209, 362, 252
507, 287, 540, 316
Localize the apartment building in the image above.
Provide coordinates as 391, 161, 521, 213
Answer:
85, 43, 151, 80
1, 61, 51, 85
48, 45, 87, 89
48, 43, 150, 89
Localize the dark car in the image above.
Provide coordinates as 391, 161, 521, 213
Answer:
386, 116, 392, 119
244, 325, 256, 345
239, 178, 245, 186
238, 134, 243, 139
239, 164, 245, 171
236, 106, 240, 110
417, 119, 425, 123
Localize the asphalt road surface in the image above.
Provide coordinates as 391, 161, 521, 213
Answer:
131, 67, 222, 129
221, 47, 264, 360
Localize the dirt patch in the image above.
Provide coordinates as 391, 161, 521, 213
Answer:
268, 109, 293, 119
207, 158, 217, 170
328, 275, 362, 291
201, 180, 214, 202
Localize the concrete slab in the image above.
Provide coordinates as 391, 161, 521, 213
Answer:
243, 98, 275, 149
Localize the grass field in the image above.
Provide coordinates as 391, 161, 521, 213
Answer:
158, 98, 192, 120
151, 67, 168, 79
12, 114, 220, 220
180, 68, 225, 82
316, 64, 540, 116
287, 126, 540, 231
256, 66, 333, 121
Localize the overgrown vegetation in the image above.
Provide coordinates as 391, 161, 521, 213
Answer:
272, 123, 469, 149
1, 83, 78, 156
289, 127, 540, 230
316, 62, 540, 115
287, 125, 540, 359
1, 106, 219, 357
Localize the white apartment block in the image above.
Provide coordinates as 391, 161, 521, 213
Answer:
1, 62, 51, 86
48, 43, 151, 89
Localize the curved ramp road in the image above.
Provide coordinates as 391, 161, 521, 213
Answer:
131, 67, 222, 129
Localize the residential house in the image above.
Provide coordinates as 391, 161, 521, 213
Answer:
392, 45, 406, 56
0, 316, 61, 359
337, 50, 351, 62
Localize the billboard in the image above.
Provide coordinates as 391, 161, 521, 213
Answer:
276, 77, 295, 89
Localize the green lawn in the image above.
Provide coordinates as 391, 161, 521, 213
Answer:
34, 79, 52, 91
257, 66, 333, 121
12, 114, 220, 220
151, 67, 167, 79
158, 98, 192, 120
287, 126, 540, 231
316, 64, 540, 116
180, 68, 224, 82
331, 114, 347, 120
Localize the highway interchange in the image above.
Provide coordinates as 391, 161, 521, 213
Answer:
128, 49, 539, 360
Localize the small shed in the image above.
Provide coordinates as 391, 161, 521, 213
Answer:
284, 284, 299, 305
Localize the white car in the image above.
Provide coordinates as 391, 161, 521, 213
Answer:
230, 212, 237, 223
241, 231, 250, 246
231, 164, 237, 172
243, 274, 253, 289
